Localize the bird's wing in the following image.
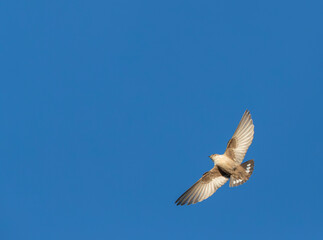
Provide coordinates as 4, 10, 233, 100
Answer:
224, 110, 254, 164
175, 166, 229, 206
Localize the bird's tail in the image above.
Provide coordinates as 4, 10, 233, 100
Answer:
229, 159, 254, 187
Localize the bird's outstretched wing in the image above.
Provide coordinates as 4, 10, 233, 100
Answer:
175, 166, 229, 206
224, 110, 254, 164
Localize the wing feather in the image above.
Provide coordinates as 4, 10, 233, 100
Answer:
175, 166, 229, 206
224, 110, 254, 163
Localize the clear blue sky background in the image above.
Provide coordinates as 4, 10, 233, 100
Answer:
1, 1, 322, 239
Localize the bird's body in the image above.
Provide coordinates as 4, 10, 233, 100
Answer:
210, 154, 239, 174
175, 110, 255, 206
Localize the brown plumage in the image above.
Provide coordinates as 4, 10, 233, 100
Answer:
175, 110, 255, 206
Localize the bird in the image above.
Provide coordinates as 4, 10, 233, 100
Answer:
175, 110, 255, 206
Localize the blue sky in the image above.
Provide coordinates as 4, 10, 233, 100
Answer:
1, 0, 322, 239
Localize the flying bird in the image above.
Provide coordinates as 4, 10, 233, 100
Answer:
175, 110, 255, 206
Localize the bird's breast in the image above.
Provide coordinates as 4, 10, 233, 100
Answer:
213, 155, 237, 174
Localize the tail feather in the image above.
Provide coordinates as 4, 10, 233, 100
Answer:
229, 159, 254, 187
241, 159, 254, 175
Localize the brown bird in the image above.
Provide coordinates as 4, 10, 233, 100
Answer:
175, 110, 255, 206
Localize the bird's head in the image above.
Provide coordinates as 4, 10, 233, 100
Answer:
208, 154, 218, 160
